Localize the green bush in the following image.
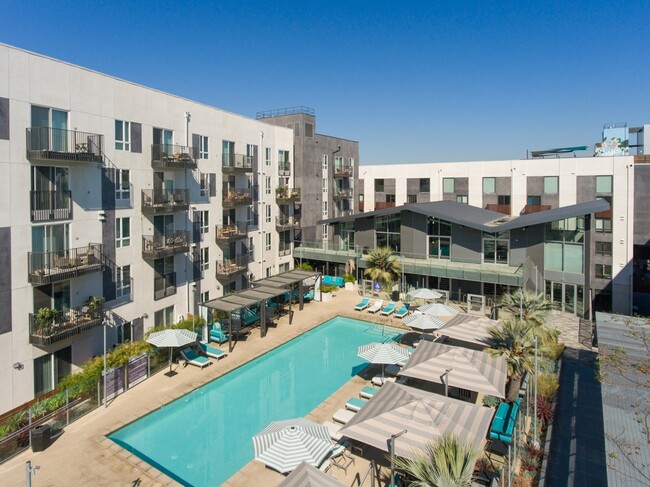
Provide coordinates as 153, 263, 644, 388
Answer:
482, 395, 502, 408
295, 262, 313, 271
321, 284, 337, 294
343, 273, 356, 283
0, 411, 27, 437
537, 372, 559, 402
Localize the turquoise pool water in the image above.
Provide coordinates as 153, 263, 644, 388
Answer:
109, 316, 402, 486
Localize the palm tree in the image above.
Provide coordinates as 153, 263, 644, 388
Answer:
486, 320, 541, 402
394, 434, 481, 487
364, 247, 401, 285
498, 289, 555, 326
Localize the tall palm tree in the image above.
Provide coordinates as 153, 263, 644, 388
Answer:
364, 247, 401, 285
394, 434, 481, 487
486, 319, 541, 402
498, 289, 555, 326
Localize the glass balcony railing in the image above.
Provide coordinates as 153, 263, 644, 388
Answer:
29, 299, 104, 347
26, 127, 103, 163
28, 244, 104, 284
222, 153, 253, 172
30, 190, 73, 222
333, 189, 353, 200
151, 144, 198, 170
141, 189, 189, 214
154, 272, 176, 300
142, 231, 189, 260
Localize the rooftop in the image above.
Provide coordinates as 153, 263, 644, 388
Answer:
256, 106, 316, 119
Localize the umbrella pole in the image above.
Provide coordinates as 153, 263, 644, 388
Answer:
169, 348, 172, 374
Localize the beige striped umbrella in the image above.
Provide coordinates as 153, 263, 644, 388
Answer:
279, 461, 345, 487
338, 381, 494, 458
435, 314, 501, 346
399, 341, 507, 398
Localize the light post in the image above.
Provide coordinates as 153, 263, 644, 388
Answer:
103, 320, 108, 408
443, 368, 453, 397
390, 429, 407, 487
26, 460, 39, 487
533, 335, 538, 445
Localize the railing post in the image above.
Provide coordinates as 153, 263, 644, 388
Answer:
147, 354, 151, 377
65, 389, 69, 425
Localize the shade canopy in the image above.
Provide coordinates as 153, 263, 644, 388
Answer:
436, 314, 500, 346
339, 381, 494, 458
407, 288, 442, 301
253, 418, 332, 474
279, 461, 345, 487
417, 303, 459, 317
358, 342, 411, 366
399, 341, 507, 398
146, 328, 198, 348
402, 313, 445, 332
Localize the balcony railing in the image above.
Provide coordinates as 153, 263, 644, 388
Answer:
29, 300, 104, 347
141, 189, 189, 214
278, 162, 291, 176
151, 144, 198, 170
222, 153, 253, 172
521, 204, 552, 215
276, 215, 301, 230
279, 243, 292, 257
333, 165, 353, 178
333, 189, 353, 200
26, 127, 103, 163
142, 231, 189, 260
215, 221, 248, 242
223, 189, 253, 207
215, 256, 248, 279
375, 201, 396, 210
154, 272, 176, 300
28, 244, 103, 285
485, 204, 511, 215
30, 190, 73, 222
275, 187, 301, 202
335, 209, 354, 218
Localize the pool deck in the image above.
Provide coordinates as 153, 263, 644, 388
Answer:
0, 289, 424, 487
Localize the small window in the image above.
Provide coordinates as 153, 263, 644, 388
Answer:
265, 233, 272, 251
199, 173, 209, 197
407, 194, 417, 204
544, 176, 559, 195
322, 224, 329, 240
322, 178, 328, 193
322, 154, 328, 170
116, 265, 131, 298
456, 195, 468, 204
483, 177, 496, 194
116, 217, 130, 248
200, 247, 209, 271
304, 123, 314, 138
375, 179, 384, 192
265, 176, 271, 195
115, 120, 130, 151
198, 135, 209, 159
154, 305, 174, 327
595, 264, 612, 279
322, 201, 328, 218
115, 169, 130, 200
200, 210, 209, 234
266, 205, 271, 223
386, 194, 396, 203
419, 178, 430, 193
443, 178, 455, 194
527, 195, 541, 205
596, 175, 613, 194
265, 147, 271, 166
595, 218, 612, 233
498, 195, 511, 205
595, 241, 612, 256
200, 291, 210, 304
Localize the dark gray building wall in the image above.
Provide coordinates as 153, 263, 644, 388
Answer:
451, 224, 482, 263
527, 176, 559, 208
443, 177, 468, 202
101, 169, 117, 302
576, 176, 596, 203
482, 177, 511, 207
399, 211, 427, 256
0, 97, 9, 140
374, 178, 396, 204
525, 224, 545, 274
634, 165, 650, 246
509, 228, 527, 267
0, 227, 11, 334
354, 217, 375, 250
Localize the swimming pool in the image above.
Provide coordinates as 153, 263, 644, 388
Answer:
109, 316, 402, 486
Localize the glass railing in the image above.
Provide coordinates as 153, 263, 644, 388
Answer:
26, 127, 103, 163
222, 153, 253, 171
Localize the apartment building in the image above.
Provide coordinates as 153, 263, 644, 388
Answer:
255, 107, 360, 242
0, 44, 295, 414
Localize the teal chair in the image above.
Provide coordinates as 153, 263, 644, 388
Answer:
241, 307, 260, 326
303, 290, 314, 302
209, 322, 229, 344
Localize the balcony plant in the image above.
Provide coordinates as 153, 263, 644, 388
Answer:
36, 307, 57, 329
343, 273, 357, 291
86, 296, 103, 316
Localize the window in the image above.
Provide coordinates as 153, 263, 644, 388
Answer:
116, 265, 131, 298
483, 232, 509, 264
265, 176, 271, 195
596, 218, 612, 233
322, 178, 328, 193
483, 177, 496, 194
595, 264, 612, 279
154, 305, 174, 327
265, 233, 272, 251
200, 172, 209, 197
349, 158, 355, 168
200, 290, 210, 304
596, 241, 612, 256
375, 214, 400, 252
497, 195, 511, 205
419, 178, 430, 193
545, 218, 585, 273
544, 176, 559, 194
265, 147, 271, 166
527, 195, 541, 205
115, 169, 130, 200
375, 179, 384, 192
443, 178, 455, 194
279, 262, 290, 272
266, 266, 272, 277
428, 217, 452, 259
198, 135, 209, 159
322, 224, 328, 240
115, 120, 130, 151
456, 195, 468, 204
407, 195, 417, 204
116, 217, 130, 248
596, 175, 612, 194
386, 194, 396, 203
248, 237, 254, 260
200, 247, 209, 272
322, 201, 328, 218
334, 156, 343, 169
266, 205, 271, 223
200, 210, 209, 234
322, 154, 328, 170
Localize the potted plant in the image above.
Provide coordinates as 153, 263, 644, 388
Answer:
36, 307, 57, 330
319, 284, 337, 302
86, 296, 103, 316
343, 273, 357, 291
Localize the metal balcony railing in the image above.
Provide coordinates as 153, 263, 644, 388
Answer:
275, 187, 301, 202
29, 299, 104, 347
215, 255, 248, 278
154, 272, 176, 300
141, 189, 189, 214
142, 231, 189, 260
30, 190, 73, 222
28, 244, 103, 285
222, 153, 253, 172
276, 215, 301, 230
26, 127, 103, 163
333, 165, 353, 178
223, 188, 253, 207
215, 222, 248, 242
485, 204, 511, 215
521, 204, 552, 215
278, 162, 291, 176
151, 144, 198, 169
333, 189, 353, 200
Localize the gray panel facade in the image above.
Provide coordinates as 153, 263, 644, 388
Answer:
130, 122, 142, 153
0, 97, 9, 140
634, 165, 650, 246
527, 176, 559, 208
0, 227, 11, 334
451, 224, 482, 263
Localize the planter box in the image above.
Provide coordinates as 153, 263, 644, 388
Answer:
321, 292, 333, 302
344, 282, 357, 291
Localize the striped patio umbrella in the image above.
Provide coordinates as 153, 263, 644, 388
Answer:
358, 342, 411, 379
417, 303, 459, 317
402, 313, 445, 332
407, 288, 443, 301
146, 329, 198, 375
252, 418, 333, 474
279, 461, 345, 487
435, 314, 500, 347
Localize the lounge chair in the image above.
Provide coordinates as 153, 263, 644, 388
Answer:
367, 299, 383, 314
198, 341, 228, 360
345, 397, 367, 412
180, 348, 212, 369
332, 408, 356, 425
371, 376, 396, 387
354, 297, 370, 311
379, 301, 396, 316
303, 290, 314, 302
240, 307, 260, 327
394, 304, 409, 318
359, 386, 378, 399
328, 443, 355, 473
209, 322, 229, 344
323, 420, 343, 442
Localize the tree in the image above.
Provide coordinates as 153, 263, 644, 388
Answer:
394, 434, 481, 487
486, 320, 542, 402
498, 289, 555, 326
363, 247, 401, 285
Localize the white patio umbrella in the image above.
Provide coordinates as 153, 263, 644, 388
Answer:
417, 303, 459, 317
358, 342, 411, 379
402, 313, 445, 332
253, 418, 333, 474
146, 328, 197, 376
407, 288, 442, 301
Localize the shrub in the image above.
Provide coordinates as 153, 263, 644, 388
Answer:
482, 395, 502, 408
343, 273, 356, 283
295, 262, 313, 271
0, 411, 27, 437
321, 284, 337, 294
544, 341, 566, 361
537, 372, 559, 402
536, 396, 553, 424
520, 441, 544, 473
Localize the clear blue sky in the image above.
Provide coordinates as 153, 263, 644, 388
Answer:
2, 0, 648, 163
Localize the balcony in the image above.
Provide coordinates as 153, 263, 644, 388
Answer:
275, 187, 301, 202
29, 300, 104, 347
485, 204, 511, 215
278, 162, 291, 176
521, 204, 552, 215
375, 201, 395, 210
335, 209, 354, 218
279, 243, 292, 257
223, 189, 253, 208
222, 153, 253, 173
215, 255, 248, 279
215, 221, 248, 242
359, 202, 364, 212
333, 165, 353, 178
154, 272, 176, 300
276, 215, 301, 231
141, 189, 189, 214
634, 155, 650, 163
151, 144, 198, 170
30, 190, 73, 222
142, 231, 189, 260
28, 244, 103, 285
26, 127, 103, 164
333, 189, 353, 200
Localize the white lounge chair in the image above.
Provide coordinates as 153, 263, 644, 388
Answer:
367, 299, 383, 314
371, 376, 396, 387
345, 397, 367, 412
333, 408, 356, 425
